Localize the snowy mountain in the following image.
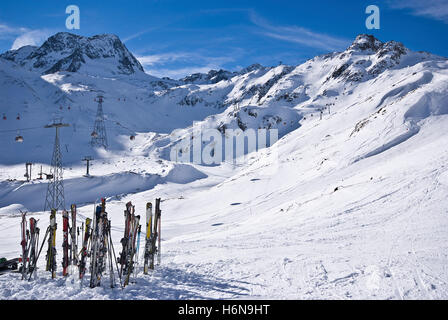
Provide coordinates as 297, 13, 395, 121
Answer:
0, 32, 144, 76
0, 33, 448, 299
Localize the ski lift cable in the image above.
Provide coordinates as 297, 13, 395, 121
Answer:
103, 118, 151, 134
0, 126, 43, 133
103, 119, 136, 133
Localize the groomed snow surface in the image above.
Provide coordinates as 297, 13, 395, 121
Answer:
1, 34, 448, 300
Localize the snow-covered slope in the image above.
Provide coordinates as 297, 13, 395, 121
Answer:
0, 33, 448, 300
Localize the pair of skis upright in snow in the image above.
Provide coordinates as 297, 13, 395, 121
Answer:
60, 205, 81, 277
78, 217, 92, 280
45, 209, 58, 279
19, 211, 40, 280
89, 198, 120, 288
118, 201, 141, 287
143, 199, 162, 274
117, 198, 161, 287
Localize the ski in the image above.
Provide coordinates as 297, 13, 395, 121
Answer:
90, 198, 109, 288
118, 202, 133, 277
142, 199, 162, 272
27, 218, 39, 277
89, 203, 101, 287
124, 214, 140, 286
70, 204, 78, 270
45, 209, 57, 279
62, 210, 69, 276
28, 226, 50, 281
79, 218, 92, 280
20, 211, 29, 280
118, 201, 141, 287
105, 217, 120, 288
134, 224, 141, 279
143, 202, 153, 274
148, 199, 162, 270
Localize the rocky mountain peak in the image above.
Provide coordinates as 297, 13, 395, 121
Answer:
348, 34, 383, 52
1, 32, 144, 76
239, 63, 265, 74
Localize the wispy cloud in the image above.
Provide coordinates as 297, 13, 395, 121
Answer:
136, 52, 192, 66
144, 65, 218, 79
388, 0, 448, 23
136, 52, 236, 79
11, 29, 51, 50
249, 12, 350, 51
123, 27, 160, 43
0, 23, 27, 39
0, 22, 51, 50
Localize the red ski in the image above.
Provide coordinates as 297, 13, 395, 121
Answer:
20, 211, 29, 280
62, 210, 69, 276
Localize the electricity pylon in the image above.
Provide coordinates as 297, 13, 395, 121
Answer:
44, 120, 69, 212
91, 95, 108, 149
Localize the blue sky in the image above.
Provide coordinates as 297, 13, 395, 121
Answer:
1, 0, 447, 79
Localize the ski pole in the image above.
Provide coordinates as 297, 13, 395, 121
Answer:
156, 199, 161, 265
109, 227, 123, 290
28, 224, 40, 276
134, 225, 141, 280
28, 226, 50, 281
158, 214, 161, 265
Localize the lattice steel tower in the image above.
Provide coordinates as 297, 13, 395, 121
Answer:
91, 95, 108, 149
44, 120, 69, 212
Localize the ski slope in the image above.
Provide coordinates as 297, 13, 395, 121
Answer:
0, 33, 448, 300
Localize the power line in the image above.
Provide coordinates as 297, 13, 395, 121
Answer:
44, 120, 70, 212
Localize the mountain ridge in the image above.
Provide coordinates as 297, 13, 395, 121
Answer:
0, 32, 144, 76
0, 32, 447, 166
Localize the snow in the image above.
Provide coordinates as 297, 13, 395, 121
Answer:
0, 33, 448, 300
